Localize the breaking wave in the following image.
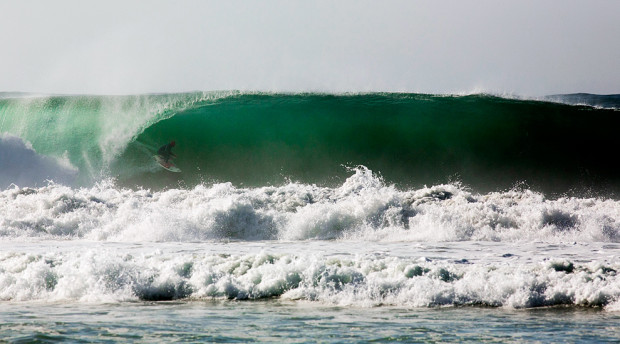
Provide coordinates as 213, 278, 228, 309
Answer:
2, 167, 619, 243
1, 92, 619, 194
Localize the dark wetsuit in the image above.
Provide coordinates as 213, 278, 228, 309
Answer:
157, 143, 175, 163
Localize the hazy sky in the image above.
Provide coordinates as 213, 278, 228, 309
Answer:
1, 0, 618, 95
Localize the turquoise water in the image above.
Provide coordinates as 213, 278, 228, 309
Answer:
2, 92, 620, 342
2, 302, 620, 343
2, 92, 619, 194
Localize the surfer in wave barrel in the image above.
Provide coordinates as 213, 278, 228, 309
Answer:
157, 140, 177, 163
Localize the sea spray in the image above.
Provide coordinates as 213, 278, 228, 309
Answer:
2, 167, 620, 243
0, 92, 235, 186
0, 133, 78, 189
2, 242, 619, 308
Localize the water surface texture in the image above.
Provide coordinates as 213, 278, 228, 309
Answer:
1, 92, 620, 342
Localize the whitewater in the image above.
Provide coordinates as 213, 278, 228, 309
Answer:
2, 92, 620, 342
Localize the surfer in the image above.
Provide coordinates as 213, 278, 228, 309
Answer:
157, 141, 177, 163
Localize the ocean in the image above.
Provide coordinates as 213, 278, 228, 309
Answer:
1, 92, 620, 342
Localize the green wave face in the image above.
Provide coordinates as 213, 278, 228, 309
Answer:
0, 92, 226, 184
2, 92, 619, 195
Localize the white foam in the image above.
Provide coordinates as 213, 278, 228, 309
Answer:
1, 241, 619, 308
1, 167, 620, 243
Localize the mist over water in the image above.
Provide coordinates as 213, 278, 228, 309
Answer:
2, 1, 619, 96
0, 133, 77, 189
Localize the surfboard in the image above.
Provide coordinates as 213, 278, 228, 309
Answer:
154, 155, 181, 172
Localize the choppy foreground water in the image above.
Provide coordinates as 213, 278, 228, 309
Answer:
2, 240, 620, 342
2, 300, 620, 343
